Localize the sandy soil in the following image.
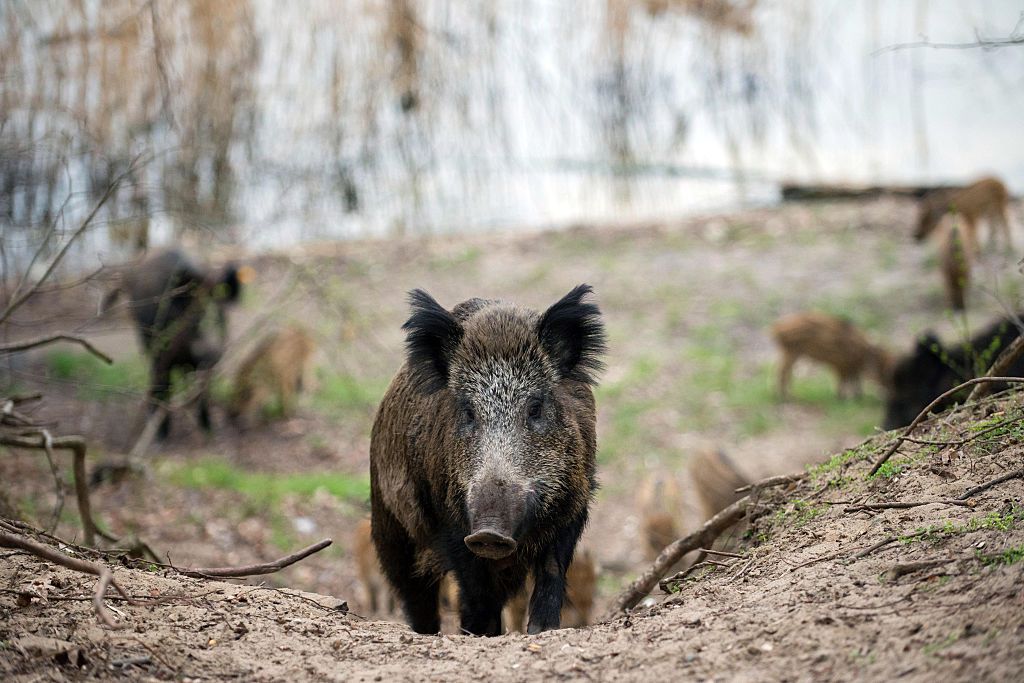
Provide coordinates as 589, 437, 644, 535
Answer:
3, 197, 1024, 679
3, 390, 1024, 681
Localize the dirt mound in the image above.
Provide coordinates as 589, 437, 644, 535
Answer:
4, 390, 1024, 681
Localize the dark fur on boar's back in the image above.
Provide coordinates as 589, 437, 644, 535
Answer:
370, 285, 605, 636
883, 316, 1024, 430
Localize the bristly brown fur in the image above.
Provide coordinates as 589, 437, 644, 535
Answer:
402, 289, 464, 394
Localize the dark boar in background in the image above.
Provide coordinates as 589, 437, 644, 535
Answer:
370, 285, 605, 636
883, 316, 1024, 430
104, 248, 244, 439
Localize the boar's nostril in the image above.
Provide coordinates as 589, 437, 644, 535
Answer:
464, 529, 517, 560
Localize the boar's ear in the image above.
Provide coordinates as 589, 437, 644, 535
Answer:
402, 289, 464, 394
538, 284, 606, 385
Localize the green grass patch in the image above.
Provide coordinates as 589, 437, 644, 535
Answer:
976, 543, 1024, 567
772, 499, 825, 529
312, 372, 388, 414
46, 350, 148, 398
900, 507, 1024, 545
166, 458, 370, 508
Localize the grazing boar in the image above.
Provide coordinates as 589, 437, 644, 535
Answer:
370, 285, 605, 636
914, 176, 1012, 251
353, 518, 395, 616
503, 548, 597, 632
688, 447, 749, 522
771, 312, 894, 400
882, 316, 1024, 430
228, 325, 317, 424
636, 471, 685, 561
103, 248, 247, 439
939, 220, 974, 311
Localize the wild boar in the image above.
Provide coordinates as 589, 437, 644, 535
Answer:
771, 312, 894, 400
914, 176, 1012, 251
103, 248, 247, 439
228, 325, 317, 424
939, 220, 973, 311
353, 517, 395, 616
636, 471, 685, 561
370, 285, 605, 636
883, 316, 1024, 430
503, 548, 597, 632
688, 446, 749, 522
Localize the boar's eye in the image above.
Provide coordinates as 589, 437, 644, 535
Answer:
460, 402, 477, 430
526, 397, 544, 424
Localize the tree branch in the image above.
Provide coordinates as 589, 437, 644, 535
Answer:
175, 539, 333, 578
0, 334, 113, 364
868, 377, 1024, 476
968, 335, 1024, 401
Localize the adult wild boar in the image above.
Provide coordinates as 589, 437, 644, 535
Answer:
370, 285, 605, 636
104, 248, 246, 439
883, 316, 1024, 430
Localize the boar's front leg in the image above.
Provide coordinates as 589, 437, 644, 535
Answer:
526, 523, 583, 634
451, 556, 518, 637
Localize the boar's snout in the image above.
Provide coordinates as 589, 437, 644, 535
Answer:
464, 529, 517, 560
465, 476, 533, 560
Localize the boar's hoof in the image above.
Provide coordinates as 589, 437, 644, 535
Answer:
464, 530, 517, 560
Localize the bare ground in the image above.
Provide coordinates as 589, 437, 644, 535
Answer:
3, 198, 1024, 679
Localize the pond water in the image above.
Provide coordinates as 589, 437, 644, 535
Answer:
1, 0, 1023, 272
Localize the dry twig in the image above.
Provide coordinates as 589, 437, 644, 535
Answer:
968, 335, 1024, 401
868, 377, 1024, 476
0, 334, 113, 364
175, 539, 333, 578
844, 499, 974, 513
957, 467, 1024, 500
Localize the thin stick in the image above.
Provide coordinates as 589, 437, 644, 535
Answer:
177, 539, 333, 578
968, 336, 1024, 401
868, 377, 1024, 476
885, 558, 952, 581
696, 548, 746, 559
0, 334, 113, 364
844, 499, 974, 513
0, 531, 131, 628
38, 431, 64, 533
604, 495, 753, 618
957, 467, 1024, 500
734, 471, 805, 493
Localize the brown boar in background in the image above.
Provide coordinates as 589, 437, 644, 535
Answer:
771, 312, 893, 400
502, 548, 598, 632
688, 447, 749, 522
915, 176, 1012, 251
228, 325, 317, 424
939, 219, 974, 311
353, 517, 394, 616
636, 471, 686, 561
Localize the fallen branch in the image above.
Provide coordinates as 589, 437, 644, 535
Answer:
957, 467, 1024, 500
734, 471, 805, 493
604, 495, 754, 618
0, 334, 113, 364
968, 336, 1024, 401
0, 531, 131, 629
885, 558, 953, 581
0, 433, 112, 546
868, 377, 1024, 477
845, 499, 975, 513
176, 539, 333, 578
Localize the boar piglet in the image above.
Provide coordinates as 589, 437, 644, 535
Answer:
370, 285, 605, 636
